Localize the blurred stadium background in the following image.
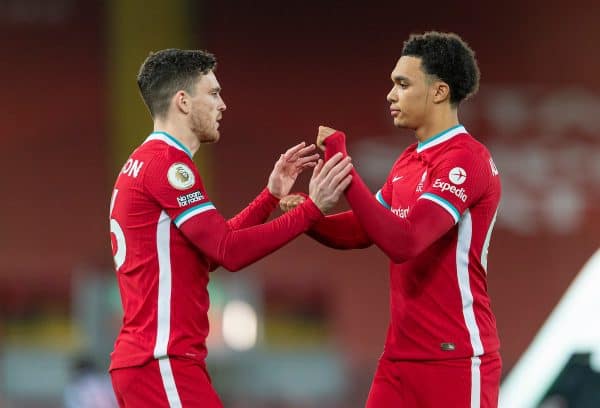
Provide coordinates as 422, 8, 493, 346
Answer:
1, 0, 599, 407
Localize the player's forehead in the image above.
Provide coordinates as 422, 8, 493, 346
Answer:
390, 56, 424, 82
195, 70, 220, 91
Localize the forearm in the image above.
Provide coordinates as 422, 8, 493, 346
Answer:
227, 187, 280, 229
346, 171, 452, 262
205, 188, 279, 271
325, 132, 453, 263
308, 211, 371, 249
181, 200, 323, 271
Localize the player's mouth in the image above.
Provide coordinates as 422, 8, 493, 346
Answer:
390, 109, 401, 117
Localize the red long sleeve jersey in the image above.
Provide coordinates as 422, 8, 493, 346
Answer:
327, 125, 501, 361
108, 132, 321, 370
376, 125, 501, 360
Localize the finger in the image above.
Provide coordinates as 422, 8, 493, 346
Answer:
291, 196, 306, 206
317, 126, 336, 143
326, 164, 353, 191
316, 139, 326, 151
280, 196, 293, 211
333, 174, 353, 195
284, 193, 305, 201
287, 145, 317, 164
311, 159, 324, 179
314, 155, 345, 186
272, 153, 285, 169
319, 125, 335, 133
328, 162, 353, 186
280, 194, 305, 211
320, 156, 352, 185
317, 153, 344, 177
295, 144, 317, 157
302, 162, 317, 168
283, 142, 307, 159
296, 153, 320, 166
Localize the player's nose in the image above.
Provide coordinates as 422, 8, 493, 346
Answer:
386, 87, 397, 103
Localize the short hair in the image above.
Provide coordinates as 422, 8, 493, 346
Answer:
137, 49, 217, 118
402, 32, 480, 106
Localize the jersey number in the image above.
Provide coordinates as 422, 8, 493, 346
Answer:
110, 189, 126, 270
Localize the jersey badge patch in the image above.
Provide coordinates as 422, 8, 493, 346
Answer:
448, 167, 467, 185
168, 163, 195, 190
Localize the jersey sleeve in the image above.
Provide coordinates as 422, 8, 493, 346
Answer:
143, 150, 216, 227
376, 156, 406, 212
308, 210, 372, 249
226, 188, 280, 230
375, 171, 394, 210
418, 147, 490, 224
323, 130, 455, 264
142, 148, 324, 272
322, 132, 392, 210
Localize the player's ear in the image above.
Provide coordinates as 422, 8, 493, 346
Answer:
173, 90, 191, 114
432, 81, 451, 104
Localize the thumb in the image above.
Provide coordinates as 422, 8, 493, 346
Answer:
311, 159, 324, 179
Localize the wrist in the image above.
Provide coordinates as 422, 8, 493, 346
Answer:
324, 131, 348, 160
307, 194, 327, 215
267, 188, 282, 199
264, 187, 282, 202
303, 197, 326, 218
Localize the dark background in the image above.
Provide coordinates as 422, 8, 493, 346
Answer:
1, 1, 599, 406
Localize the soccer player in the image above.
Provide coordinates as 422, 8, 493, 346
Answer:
281, 32, 502, 407
108, 49, 353, 408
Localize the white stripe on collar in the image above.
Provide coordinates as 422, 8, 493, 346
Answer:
143, 132, 193, 158
416, 125, 467, 153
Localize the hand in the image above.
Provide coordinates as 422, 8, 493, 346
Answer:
316, 125, 338, 151
268, 142, 320, 198
309, 153, 353, 213
279, 194, 306, 212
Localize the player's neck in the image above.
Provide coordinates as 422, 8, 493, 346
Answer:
153, 120, 200, 156
414, 107, 459, 143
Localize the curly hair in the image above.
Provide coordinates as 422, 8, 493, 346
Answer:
402, 32, 479, 106
137, 49, 217, 118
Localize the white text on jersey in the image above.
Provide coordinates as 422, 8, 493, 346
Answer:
122, 159, 144, 178
177, 191, 205, 207
489, 158, 499, 176
391, 206, 410, 218
433, 179, 468, 202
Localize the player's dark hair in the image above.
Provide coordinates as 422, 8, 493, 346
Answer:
402, 32, 479, 106
137, 49, 217, 118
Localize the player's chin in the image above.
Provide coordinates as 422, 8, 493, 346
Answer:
392, 116, 411, 129
392, 117, 405, 128
202, 131, 220, 144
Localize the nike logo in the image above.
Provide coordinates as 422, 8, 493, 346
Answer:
392, 176, 404, 182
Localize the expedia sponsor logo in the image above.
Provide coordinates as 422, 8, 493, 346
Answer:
433, 179, 468, 202
391, 206, 410, 218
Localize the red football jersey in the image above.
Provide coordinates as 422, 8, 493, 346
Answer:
374, 125, 501, 360
109, 131, 323, 372
108, 132, 217, 370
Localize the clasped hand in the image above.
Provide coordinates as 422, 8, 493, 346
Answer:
274, 125, 352, 214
